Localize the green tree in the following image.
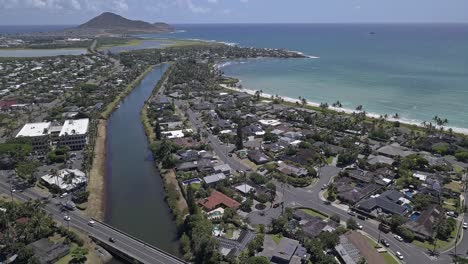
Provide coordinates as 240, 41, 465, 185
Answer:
346, 218, 358, 230
70, 247, 88, 264
247, 256, 270, 264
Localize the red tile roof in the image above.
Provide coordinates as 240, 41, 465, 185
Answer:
198, 190, 240, 211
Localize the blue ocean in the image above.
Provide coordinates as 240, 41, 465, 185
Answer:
3, 24, 468, 131
145, 24, 468, 132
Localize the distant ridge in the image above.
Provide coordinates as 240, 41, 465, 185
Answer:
72, 12, 174, 35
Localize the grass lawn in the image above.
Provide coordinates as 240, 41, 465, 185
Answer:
191, 182, 202, 190
444, 181, 463, 193
327, 156, 334, 165
224, 224, 235, 239
364, 236, 399, 264
443, 198, 458, 212
301, 208, 328, 220
271, 234, 282, 244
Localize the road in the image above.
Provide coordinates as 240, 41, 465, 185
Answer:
175, 102, 465, 263
179, 102, 250, 172
0, 172, 185, 264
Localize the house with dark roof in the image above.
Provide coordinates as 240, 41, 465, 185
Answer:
27, 238, 71, 264
277, 161, 308, 178
336, 179, 381, 205
271, 237, 310, 264
248, 150, 270, 165
356, 190, 408, 216
404, 204, 443, 240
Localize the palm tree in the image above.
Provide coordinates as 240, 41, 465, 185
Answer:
49, 168, 61, 191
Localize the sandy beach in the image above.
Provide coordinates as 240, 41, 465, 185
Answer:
220, 83, 468, 135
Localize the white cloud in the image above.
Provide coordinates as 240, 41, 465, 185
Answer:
173, 0, 211, 14
207, 0, 218, 3
0, 0, 129, 12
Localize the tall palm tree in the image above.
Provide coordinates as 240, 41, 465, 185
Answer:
50, 168, 61, 191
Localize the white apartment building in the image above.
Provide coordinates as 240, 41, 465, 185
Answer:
15, 122, 51, 152
58, 118, 89, 150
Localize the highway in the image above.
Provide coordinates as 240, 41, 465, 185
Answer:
0, 173, 186, 264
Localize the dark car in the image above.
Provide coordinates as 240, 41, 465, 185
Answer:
380, 239, 390, 247
109, 237, 116, 243
272, 203, 280, 208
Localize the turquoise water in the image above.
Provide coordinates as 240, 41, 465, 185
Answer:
145, 24, 468, 131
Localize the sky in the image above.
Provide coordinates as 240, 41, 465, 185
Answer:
0, 0, 468, 25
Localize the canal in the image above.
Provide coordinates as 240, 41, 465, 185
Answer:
104, 63, 179, 256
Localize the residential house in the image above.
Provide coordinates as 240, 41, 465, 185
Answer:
198, 190, 241, 212
203, 173, 227, 186
277, 161, 308, 177
271, 237, 310, 264
213, 163, 232, 176
404, 205, 443, 240
248, 150, 270, 165
356, 190, 408, 217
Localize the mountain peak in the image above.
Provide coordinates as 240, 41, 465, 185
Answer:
76, 12, 173, 34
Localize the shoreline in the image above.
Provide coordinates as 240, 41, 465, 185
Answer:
220, 83, 468, 136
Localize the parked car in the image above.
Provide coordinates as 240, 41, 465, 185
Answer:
394, 234, 403, 242
63, 215, 71, 221
273, 203, 280, 208
109, 237, 116, 243
60, 192, 68, 198
357, 223, 363, 230
357, 214, 368, 220
88, 220, 96, 226
396, 251, 404, 260
321, 184, 328, 190
380, 239, 390, 247
463, 222, 468, 229
347, 210, 356, 216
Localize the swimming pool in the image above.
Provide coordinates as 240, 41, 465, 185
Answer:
409, 212, 420, 221
182, 178, 202, 185
405, 190, 413, 198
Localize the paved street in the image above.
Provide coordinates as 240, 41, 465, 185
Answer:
0, 172, 185, 264
179, 102, 467, 264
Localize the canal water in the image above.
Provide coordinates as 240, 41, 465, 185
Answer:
104, 63, 179, 256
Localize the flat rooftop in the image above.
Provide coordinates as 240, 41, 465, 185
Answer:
59, 118, 89, 136
16, 122, 51, 138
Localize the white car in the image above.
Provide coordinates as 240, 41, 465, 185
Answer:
60, 192, 68, 198
463, 222, 468, 229
394, 234, 403, 242
396, 251, 404, 260
357, 223, 363, 230
88, 220, 96, 226
64, 215, 71, 221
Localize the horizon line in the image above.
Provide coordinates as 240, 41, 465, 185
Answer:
1, 21, 468, 27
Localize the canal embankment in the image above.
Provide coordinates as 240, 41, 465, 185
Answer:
140, 64, 189, 228
103, 64, 180, 255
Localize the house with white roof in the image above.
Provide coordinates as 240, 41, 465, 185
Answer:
58, 119, 89, 150
16, 122, 51, 152
41, 169, 87, 191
